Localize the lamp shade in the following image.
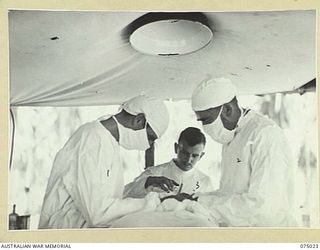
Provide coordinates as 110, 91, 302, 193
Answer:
129, 19, 213, 56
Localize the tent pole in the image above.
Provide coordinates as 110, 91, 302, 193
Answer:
9, 108, 15, 170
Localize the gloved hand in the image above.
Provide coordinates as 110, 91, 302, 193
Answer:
142, 192, 161, 212
145, 176, 179, 193
175, 193, 199, 202
160, 192, 199, 203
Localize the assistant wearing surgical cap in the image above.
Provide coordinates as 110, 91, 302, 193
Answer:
121, 95, 169, 138
192, 78, 237, 111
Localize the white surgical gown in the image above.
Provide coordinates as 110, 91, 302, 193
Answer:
38, 119, 152, 229
198, 111, 296, 227
123, 160, 214, 198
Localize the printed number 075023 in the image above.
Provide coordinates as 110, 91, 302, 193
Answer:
300, 244, 319, 248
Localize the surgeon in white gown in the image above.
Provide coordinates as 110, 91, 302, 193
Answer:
38, 95, 169, 229
191, 78, 297, 227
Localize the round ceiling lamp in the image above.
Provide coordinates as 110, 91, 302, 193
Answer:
129, 16, 213, 56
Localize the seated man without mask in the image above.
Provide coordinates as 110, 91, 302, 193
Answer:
123, 127, 214, 201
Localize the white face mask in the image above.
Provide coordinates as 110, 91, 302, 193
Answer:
203, 106, 242, 145
114, 116, 150, 151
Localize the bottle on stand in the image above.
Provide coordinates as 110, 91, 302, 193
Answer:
9, 204, 19, 230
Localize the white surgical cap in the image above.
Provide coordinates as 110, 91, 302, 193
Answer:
121, 95, 169, 138
192, 77, 237, 111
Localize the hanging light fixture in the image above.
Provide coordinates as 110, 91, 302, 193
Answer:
128, 12, 213, 56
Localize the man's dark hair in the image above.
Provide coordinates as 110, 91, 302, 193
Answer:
178, 127, 206, 147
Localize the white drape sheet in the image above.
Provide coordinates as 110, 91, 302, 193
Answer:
110, 199, 219, 228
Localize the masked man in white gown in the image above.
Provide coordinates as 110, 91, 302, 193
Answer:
191, 78, 296, 227
38, 95, 169, 229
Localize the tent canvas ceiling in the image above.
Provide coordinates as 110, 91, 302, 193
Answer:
9, 10, 316, 106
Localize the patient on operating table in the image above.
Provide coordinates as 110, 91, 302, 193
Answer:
110, 128, 218, 227
123, 127, 214, 202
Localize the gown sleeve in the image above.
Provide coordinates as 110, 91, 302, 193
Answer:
198, 126, 295, 226
62, 125, 158, 227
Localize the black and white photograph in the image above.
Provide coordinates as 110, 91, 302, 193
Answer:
8, 10, 317, 230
